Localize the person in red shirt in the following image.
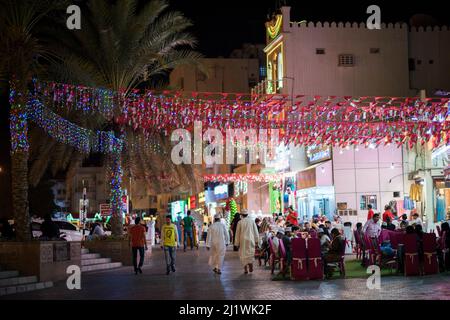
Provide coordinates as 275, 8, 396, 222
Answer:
128, 217, 147, 275
382, 205, 395, 223
367, 204, 374, 221
286, 206, 299, 226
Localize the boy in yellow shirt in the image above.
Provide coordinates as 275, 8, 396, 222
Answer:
161, 215, 179, 275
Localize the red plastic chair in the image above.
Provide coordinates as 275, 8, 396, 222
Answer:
422, 233, 439, 275
268, 237, 285, 275
440, 231, 449, 269
404, 234, 420, 276
306, 238, 324, 280
364, 234, 377, 265
291, 238, 308, 280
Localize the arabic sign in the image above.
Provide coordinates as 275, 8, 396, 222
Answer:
306, 145, 331, 164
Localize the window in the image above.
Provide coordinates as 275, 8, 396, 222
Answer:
429, 59, 434, 64
360, 195, 377, 210
259, 66, 267, 78
408, 58, 415, 71
417, 59, 422, 65
338, 54, 355, 66
370, 48, 380, 54
316, 48, 325, 54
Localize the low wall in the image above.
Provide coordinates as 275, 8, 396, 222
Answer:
0, 241, 81, 282
84, 239, 152, 266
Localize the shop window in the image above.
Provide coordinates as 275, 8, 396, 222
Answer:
360, 195, 377, 210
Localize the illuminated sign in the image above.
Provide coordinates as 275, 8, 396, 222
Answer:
267, 14, 282, 40
198, 192, 205, 203
234, 181, 248, 197
214, 184, 229, 200
306, 145, 331, 164
189, 196, 196, 209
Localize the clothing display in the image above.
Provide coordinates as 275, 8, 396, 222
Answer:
409, 183, 423, 202
403, 196, 415, 210
436, 195, 446, 222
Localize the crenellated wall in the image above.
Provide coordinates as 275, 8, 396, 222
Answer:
274, 6, 450, 97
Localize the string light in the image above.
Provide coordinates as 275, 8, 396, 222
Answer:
32, 80, 449, 148
203, 173, 282, 183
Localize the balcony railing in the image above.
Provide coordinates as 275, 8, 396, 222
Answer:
251, 79, 283, 96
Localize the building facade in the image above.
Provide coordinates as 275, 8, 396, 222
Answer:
260, 6, 450, 229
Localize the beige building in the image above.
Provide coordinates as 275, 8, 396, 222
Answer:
170, 58, 259, 93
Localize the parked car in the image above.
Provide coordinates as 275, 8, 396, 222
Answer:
31, 220, 84, 241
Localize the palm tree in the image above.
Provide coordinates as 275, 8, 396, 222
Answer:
0, 0, 66, 240
43, 0, 203, 235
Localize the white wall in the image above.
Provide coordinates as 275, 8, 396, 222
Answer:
282, 20, 410, 97
246, 182, 270, 214
409, 26, 450, 95
333, 145, 404, 224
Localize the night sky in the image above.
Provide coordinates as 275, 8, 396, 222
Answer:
170, 0, 450, 57
1, 0, 449, 216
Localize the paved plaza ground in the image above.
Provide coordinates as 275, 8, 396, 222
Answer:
3, 245, 450, 300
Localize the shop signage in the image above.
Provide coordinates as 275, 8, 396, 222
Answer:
297, 168, 316, 189
234, 181, 248, 197
99, 203, 111, 216
189, 196, 196, 209
214, 184, 229, 200
306, 145, 331, 164
198, 192, 205, 204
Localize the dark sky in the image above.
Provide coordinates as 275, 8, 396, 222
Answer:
1, 0, 450, 216
169, 0, 450, 57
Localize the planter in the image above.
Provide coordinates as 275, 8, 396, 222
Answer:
84, 239, 152, 266
0, 241, 81, 282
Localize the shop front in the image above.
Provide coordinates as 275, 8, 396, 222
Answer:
295, 160, 335, 221
205, 183, 231, 221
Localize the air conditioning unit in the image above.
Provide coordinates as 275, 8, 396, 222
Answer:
337, 209, 358, 216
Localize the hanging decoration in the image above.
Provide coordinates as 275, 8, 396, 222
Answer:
27, 99, 123, 154
32, 80, 450, 148
203, 173, 283, 183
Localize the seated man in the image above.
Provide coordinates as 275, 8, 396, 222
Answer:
323, 228, 345, 277
283, 227, 293, 265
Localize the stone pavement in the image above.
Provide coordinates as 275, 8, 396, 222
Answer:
3, 245, 450, 300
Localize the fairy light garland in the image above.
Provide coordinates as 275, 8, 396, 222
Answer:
9, 81, 29, 154
203, 173, 283, 183
31, 80, 450, 148
27, 100, 123, 154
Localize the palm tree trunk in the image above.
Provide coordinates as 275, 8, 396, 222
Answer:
10, 81, 31, 241
109, 147, 123, 236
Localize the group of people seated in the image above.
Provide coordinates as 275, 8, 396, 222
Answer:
255, 209, 347, 277
253, 204, 450, 277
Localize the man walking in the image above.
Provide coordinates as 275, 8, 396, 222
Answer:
161, 215, 179, 275
234, 210, 259, 274
206, 214, 230, 274
182, 210, 195, 251
128, 217, 147, 275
